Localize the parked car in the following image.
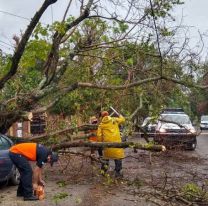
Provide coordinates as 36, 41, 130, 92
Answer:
141, 117, 157, 137
0, 134, 20, 185
154, 109, 197, 150
200, 115, 208, 130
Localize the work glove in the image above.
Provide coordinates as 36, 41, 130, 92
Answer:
38, 179, 46, 187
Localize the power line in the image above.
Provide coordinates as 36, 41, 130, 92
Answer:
0, 43, 13, 51
0, 40, 13, 48
0, 9, 47, 25
0, 10, 30, 21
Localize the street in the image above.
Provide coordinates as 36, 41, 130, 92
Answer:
196, 131, 208, 158
1, 133, 208, 206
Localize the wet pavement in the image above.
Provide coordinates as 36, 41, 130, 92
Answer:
1, 133, 208, 206
196, 130, 208, 158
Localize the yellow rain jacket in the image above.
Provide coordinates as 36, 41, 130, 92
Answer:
97, 115, 125, 159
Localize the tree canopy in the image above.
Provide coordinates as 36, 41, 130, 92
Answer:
0, 0, 207, 133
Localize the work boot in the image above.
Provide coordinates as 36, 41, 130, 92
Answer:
115, 172, 123, 179
24, 195, 39, 201
17, 193, 23, 197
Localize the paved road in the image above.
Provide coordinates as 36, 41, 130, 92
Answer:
196, 131, 208, 159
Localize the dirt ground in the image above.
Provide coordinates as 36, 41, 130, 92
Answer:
1, 137, 208, 206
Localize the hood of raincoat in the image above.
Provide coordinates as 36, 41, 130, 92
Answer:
101, 116, 112, 124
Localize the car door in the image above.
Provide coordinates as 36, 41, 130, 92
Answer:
0, 135, 13, 181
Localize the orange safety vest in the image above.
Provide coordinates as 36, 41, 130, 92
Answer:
10, 143, 37, 161
88, 129, 97, 142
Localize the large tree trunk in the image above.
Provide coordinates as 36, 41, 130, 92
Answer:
52, 141, 166, 152
0, 112, 23, 134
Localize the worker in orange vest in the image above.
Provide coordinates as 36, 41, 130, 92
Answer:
9, 143, 58, 201
88, 116, 103, 157
88, 116, 98, 143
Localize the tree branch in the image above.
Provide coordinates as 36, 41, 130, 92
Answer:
40, 0, 94, 89
53, 141, 166, 152
29, 124, 97, 142
0, 0, 58, 90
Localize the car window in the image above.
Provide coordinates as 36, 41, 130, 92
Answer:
201, 115, 208, 121
142, 117, 157, 126
142, 117, 151, 126
0, 136, 11, 150
160, 114, 191, 124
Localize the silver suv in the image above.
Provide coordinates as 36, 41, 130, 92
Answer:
141, 117, 157, 137
154, 109, 197, 150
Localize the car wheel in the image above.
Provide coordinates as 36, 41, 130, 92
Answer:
9, 167, 20, 185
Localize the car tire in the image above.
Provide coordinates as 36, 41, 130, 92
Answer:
186, 142, 197, 151
9, 167, 20, 185
191, 142, 197, 150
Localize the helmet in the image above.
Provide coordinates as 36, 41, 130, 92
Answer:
101, 111, 109, 117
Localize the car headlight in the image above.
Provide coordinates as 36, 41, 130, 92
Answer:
159, 128, 166, 133
189, 128, 196, 133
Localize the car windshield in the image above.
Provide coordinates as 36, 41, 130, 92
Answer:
160, 114, 191, 124
142, 117, 151, 125
201, 115, 208, 121
142, 117, 156, 126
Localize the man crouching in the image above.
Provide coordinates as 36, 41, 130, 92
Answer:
9, 143, 58, 201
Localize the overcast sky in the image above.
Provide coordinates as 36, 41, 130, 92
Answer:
0, 0, 208, 56
0, 0, 71, 53
179, 0, 208, 33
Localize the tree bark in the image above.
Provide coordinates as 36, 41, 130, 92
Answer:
52, 141, 166, 152
0, 0, 58, 89
28, 124, 97, 142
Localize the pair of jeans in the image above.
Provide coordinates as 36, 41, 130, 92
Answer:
97, 147, 103, 157
101, 159, 122, 173
9, 152, 33, 198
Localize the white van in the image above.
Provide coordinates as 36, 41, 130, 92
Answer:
200, 115, 208, 130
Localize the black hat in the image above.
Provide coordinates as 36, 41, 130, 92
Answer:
50, 152, 58, 166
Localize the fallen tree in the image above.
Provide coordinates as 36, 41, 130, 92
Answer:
52, 141, 166, 152
0, 0, 204, 135
8, 122, 165, 152
9, 134, 166, 152
28, 124, 97, 142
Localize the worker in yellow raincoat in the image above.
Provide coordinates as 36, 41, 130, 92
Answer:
97, 111, 125, 177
